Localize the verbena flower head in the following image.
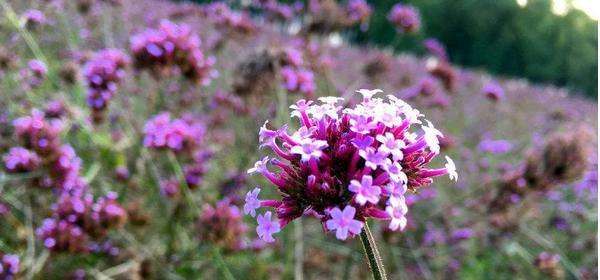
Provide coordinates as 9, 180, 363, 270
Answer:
478, 138, 512, 154
346, 0, 372, 29
0, 253, 19, 280
388, 4, 420, 34
3, 147, 40, 173
198, 198, 248, 252
13, 109, 63, 156
130, 19, 217, 85
482, 81, 504, 102
281, 66, 316, 97
21, 9, 46, 29
83, 49, 128, 122
23, 59, 48, 87
143, 112, 206, 152
423, 38, 448, 61
246, 89, 457, 241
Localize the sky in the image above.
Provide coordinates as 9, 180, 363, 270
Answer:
517, 0, 599, 20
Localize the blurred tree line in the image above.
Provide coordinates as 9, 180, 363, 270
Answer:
350, 0, 598, 98
179, 0, 598, 98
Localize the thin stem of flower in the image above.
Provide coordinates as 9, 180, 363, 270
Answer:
359, 222, 388, 280
212, 247, 236, 280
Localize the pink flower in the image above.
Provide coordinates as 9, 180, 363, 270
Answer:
326, 206, 363, 240
349, 175, 381, 205
256, 211, 280, 243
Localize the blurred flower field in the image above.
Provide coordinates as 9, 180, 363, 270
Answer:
0, 0, 597, 279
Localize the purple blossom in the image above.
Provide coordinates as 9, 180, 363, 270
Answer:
22, 9, 46, 28
3, 147, 40, 173
325, 206, 363, 240
247, 157, 269, 175
130, 20, 216, 85
256, 211, 280, 242
359, 148, 388, 170
482, 82, 504, 101
0, 253, 19, 279
424, 38, 448, 61
281, 66, 316, 97
478, 139, 513, 154
349, 175, 381, 205
83, 49, 128, 122
290, 139, 328, 162
246, 89, 456, 241
143, 112, 206, 152
385, 197, 408, 231
244, 188, 261, 217
450, 227, 474, 242
388, 4, 420, 34
23, 59, 48, 87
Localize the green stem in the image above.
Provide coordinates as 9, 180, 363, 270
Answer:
359, 223, 387, 280
212, 247, 235, 280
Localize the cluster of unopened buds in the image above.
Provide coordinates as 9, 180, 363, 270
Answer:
245, 89, 457, 242
388, 4, 420, 34
83, 49, 129, 123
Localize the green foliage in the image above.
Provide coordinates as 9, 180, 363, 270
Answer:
351, 0, 598, 98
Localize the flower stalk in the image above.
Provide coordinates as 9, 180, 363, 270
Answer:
359, 223, 387, 280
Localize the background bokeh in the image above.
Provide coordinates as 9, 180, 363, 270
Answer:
0, 0, 597, 279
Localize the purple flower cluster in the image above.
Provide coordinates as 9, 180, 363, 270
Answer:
255, 0, 304, 22
12, 109, 63, 157
21, 9, 46, 29
388, 4, 420, 34
482, 82, 504, 102
22, 59, 48, 88
143, 112, 206, 152
403, 76, 442, 99
346, 0, 372, 29
3, 147, 40, 173
201, 2, 256, 34
83, 49, 128, 122
0, 253, 19, 280
144, 112, 211, 193
281, 66, 316, 98
197, 198, 248, 252
37, 191, 127, 252
5, 109, 126, 253
245, 89, 457, 242
130, 20, 216, 85
478, 138, 512, 154
424, 38, 448, 61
